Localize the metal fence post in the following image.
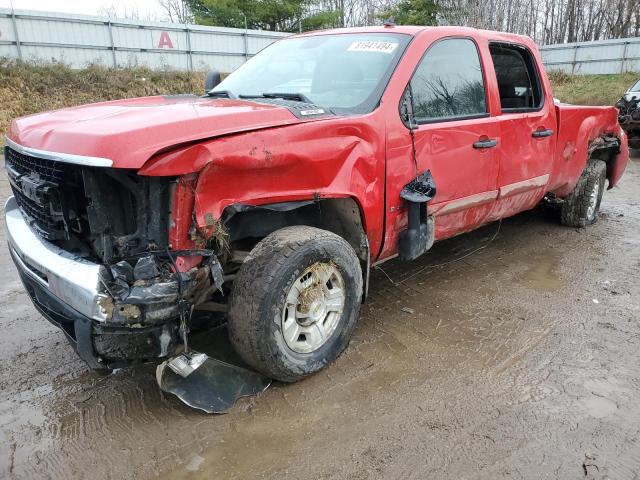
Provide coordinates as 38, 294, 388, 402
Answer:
10, 10, 22, 60
571, 45, 578, 74
107, 20, 117, 67
620, 41, 629, 73
185, 26, 193, 71
243, 31, 249, 62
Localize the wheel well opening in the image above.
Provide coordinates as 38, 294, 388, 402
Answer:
222, 198, 368, 262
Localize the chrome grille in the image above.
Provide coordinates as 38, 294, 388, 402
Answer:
5, 146, 87, 241
5, 146, 66, 183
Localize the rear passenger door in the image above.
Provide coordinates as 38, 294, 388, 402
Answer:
488, 43, 557, 219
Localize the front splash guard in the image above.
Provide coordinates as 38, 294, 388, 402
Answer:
156, 324, 271, 413
156, 354, 271, 413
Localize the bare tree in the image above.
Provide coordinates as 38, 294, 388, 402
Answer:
436, 0, 639, 44
98, 3, 165, 21
166, 0, 638, 43
158, 0, 193, 24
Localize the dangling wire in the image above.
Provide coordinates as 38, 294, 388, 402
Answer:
166, 247, 191, 354
405, 85, 420, 177
403, 84, 420, 178
410, 127, 419, 176
376, 219, 502, 286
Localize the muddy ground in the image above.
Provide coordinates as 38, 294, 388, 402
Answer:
0, 152, 639, 480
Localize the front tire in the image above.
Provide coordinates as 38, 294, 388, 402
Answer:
560, 159, 607, 227
228, 226, 363, 382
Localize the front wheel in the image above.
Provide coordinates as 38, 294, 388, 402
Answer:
560, 159, 607, 227
228, 226, 363, 382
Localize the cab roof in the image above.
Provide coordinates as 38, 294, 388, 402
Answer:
292, 25, 534, 46
295, 25, 429, 36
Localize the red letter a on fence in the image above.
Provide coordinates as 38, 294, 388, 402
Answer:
158, 31, 174, 49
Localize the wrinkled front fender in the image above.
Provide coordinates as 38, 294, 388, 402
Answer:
139, 115, 386, 258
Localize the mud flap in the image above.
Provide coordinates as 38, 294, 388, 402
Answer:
156, 353, 271, 413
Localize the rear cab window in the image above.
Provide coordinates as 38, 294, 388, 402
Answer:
409, 37, 488, 124
489, 43, 543, 112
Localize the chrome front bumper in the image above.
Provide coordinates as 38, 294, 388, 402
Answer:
5, 196, 108, 322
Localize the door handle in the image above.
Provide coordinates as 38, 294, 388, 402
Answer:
532, 128, 554, 138
473, 138, 498, 149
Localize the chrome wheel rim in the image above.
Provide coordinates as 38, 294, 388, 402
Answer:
587, 181, 601, 220
281, 262, 345, 354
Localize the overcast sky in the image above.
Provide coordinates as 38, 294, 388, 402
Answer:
0, 0, 169, 20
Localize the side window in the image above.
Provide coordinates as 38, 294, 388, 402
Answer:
489, 43, 543, 111
410, 38, 487, 123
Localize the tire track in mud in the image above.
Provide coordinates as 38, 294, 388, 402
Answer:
22, 376, 177, 480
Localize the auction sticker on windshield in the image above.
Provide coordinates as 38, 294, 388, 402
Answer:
347, 41, 398, 54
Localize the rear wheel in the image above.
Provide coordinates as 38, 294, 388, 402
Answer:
560, 159, 607, 227
228, 226, 362, 382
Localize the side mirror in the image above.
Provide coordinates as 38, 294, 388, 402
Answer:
205, 70, 222, 92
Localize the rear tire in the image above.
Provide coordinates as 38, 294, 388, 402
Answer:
560, 159, 607, 227
228, 226, 362, 382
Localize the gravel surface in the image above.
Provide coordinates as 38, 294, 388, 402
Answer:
1, 151, 639, 480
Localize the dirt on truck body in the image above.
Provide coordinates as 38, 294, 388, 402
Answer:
3, 26, 629, 393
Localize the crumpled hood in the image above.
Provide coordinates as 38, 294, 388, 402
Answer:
7, 95, 308, 169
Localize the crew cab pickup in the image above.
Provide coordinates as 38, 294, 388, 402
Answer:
4, 26, 628, 381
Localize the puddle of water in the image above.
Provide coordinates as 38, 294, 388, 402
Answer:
583, 377, 631, 397
185, 454, 205, 472
159, 367, 396, 480
520, 252, 563, 291
581, 395, 617, 418
0, 397, 47, 430
0, 383, 52, 430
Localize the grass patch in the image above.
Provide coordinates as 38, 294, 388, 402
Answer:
548, 70, 637, 106
0, 59, 205, 135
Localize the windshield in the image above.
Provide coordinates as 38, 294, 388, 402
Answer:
630, 80, 640, 92
212, 33, 411, 114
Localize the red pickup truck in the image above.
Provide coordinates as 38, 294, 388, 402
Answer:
5, 26, 628, 382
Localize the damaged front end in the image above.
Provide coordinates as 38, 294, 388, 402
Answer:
93, 252, 221, 365
5, 142, 222, 369
99, 254, 215, 327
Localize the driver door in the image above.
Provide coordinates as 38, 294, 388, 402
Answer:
391, 37, 501, 245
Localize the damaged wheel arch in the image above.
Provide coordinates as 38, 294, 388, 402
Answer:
221, 196, 371, 298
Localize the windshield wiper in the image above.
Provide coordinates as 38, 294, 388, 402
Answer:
239, 92, 314, 104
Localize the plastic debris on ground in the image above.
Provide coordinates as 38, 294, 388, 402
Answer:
156, 324, 271, 413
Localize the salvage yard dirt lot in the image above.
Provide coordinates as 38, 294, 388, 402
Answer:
0, 151, 639, 480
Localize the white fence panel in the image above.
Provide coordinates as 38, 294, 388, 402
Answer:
0, 8, 289, 72
540, 37, 640, 74
0, 8, 638, 75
